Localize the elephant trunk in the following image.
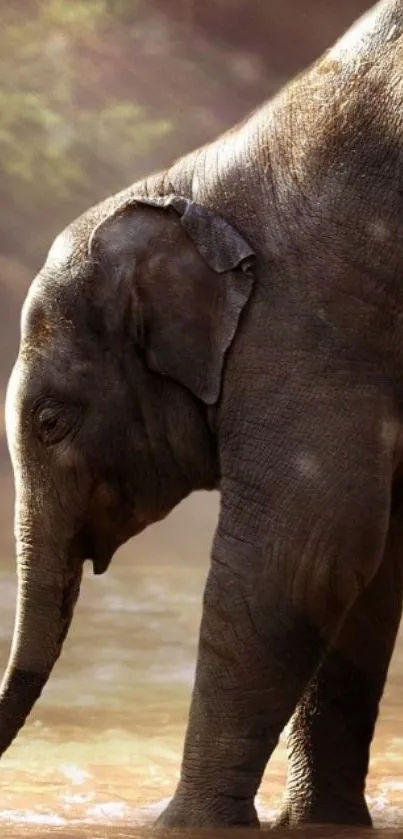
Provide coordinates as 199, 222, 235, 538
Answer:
0, 545, 82, 757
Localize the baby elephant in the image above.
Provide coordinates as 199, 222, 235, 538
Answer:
2, 0, 403, 829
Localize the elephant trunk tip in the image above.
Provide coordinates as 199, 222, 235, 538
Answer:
0, 668, 47, 757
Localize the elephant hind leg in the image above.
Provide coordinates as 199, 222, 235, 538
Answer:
277, 478, 403, 828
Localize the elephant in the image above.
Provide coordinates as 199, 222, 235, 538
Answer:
3, 0, 403, 829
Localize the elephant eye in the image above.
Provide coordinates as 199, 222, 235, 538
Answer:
33, 399, 78, 446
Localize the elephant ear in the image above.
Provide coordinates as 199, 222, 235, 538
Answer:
135, 194, 255, 274
89, 194, 255, 405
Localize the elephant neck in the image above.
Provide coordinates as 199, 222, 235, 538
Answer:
136, 116, 265, 247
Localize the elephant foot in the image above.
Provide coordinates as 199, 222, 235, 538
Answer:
274, 795, 373, 830
153, 791, 260, 830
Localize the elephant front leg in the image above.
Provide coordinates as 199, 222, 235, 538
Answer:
156, 450, 391, 829
277, 479, 403, 829
156, 545, 325, 828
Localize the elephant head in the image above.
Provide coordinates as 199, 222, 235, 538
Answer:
0, 194, 255, 756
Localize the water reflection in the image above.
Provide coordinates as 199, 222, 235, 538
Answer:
0, 489, 402, 837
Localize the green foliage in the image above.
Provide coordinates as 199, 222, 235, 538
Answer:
43, 0, 108, 30
0, 1, 172, 205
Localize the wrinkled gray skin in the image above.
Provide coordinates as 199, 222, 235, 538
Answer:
3, 0, 403, 829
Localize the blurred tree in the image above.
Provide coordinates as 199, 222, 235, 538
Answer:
0, 0, 171, 262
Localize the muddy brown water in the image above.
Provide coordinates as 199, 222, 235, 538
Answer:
0, 480, 402, 838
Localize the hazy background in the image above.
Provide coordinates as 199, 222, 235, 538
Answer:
5, 2, 402, 832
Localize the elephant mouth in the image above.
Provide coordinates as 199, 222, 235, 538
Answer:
80, 513, 150, 576
89, 536, 115, 576
77, 527, 114, 576
91, 550, 113, 576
